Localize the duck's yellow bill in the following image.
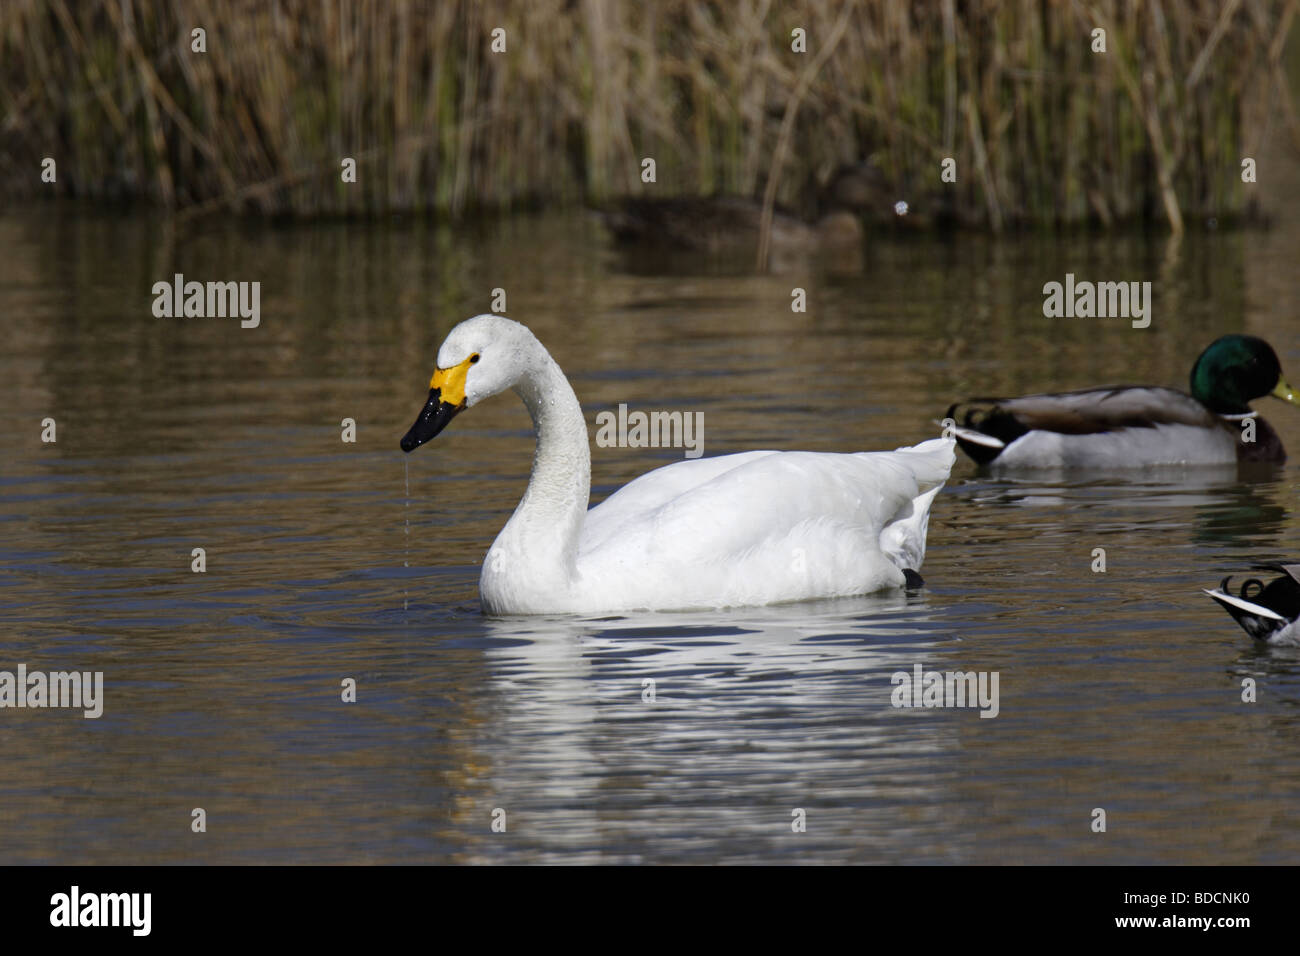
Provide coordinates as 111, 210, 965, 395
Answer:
1272, 379, 1300, 406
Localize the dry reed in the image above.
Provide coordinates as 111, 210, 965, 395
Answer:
0, 0, 1294, 230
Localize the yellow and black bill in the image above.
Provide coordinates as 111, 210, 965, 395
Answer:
400, 358, 472, 452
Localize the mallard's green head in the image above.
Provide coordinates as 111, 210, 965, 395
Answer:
1190, 334, 1298, 415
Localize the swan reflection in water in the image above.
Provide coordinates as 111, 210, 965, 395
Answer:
440, 594, 970, 864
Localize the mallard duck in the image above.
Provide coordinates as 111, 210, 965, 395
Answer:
945, 335, 1299, 468
599, 162, 890, 257
400, 315, 955, 614
1204, 565, 1300, 646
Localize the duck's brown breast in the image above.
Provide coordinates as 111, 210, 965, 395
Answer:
1234, 415, 1286, 463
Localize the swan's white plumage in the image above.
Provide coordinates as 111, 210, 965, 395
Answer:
572, 442, 953, 612
416, 315, 954, 615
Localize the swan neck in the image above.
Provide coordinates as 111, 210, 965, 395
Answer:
503, 348, 590, 572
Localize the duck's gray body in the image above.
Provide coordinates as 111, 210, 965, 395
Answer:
949, 386, 1285, 469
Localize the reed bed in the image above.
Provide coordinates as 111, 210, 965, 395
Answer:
0, 0, 1295, 230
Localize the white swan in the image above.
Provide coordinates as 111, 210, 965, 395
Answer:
400, 315, 955, 614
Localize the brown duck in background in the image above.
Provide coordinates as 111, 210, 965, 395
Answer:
599, 161, 895, 263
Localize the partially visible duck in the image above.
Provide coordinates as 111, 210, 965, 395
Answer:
601, 196, 859, 254
1204, 565, 1300, 646
945, 335, 1299, 469
599, 162, 890, 258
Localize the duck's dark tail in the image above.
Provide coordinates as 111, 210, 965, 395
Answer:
943, 401, 1027, 466
1205, 570, 1300, 641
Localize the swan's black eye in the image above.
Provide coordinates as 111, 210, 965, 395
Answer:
470, 353, 480, 364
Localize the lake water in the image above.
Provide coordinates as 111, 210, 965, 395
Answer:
1, 205, 1298, 864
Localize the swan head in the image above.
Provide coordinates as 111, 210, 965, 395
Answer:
400, 314, 534, 452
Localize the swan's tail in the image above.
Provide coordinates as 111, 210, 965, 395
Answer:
879, 437, 955, 572
889, 437, 956, 488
